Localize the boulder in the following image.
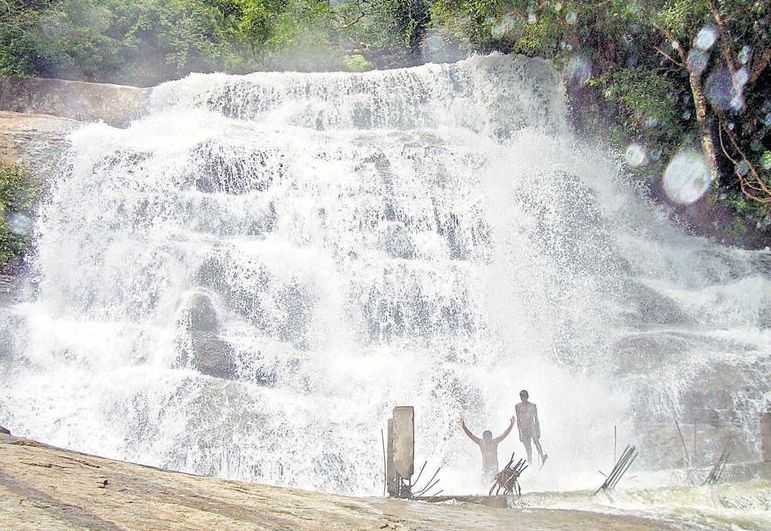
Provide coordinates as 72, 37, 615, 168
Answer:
175, 292, 238, 379
188, 332, 238, 380
183, 292, 219, 333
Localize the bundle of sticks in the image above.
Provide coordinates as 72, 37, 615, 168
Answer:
489, 452, 527, 497
594, 444, 638, 496
704, 440, 732, 485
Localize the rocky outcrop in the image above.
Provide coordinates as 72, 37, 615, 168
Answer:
0, 76, 150, 174
0, 77, 148, 127
0, 111, 78, 177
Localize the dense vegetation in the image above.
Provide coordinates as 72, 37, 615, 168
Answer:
431, 0, 771, 244
1, 0, 770, 245
0, 162, 38, 271
0, 1, 428, 84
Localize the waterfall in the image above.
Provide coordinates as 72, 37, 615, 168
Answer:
1, 55, 768, 494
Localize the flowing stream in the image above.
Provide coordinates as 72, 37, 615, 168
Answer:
1, 55, 769, 497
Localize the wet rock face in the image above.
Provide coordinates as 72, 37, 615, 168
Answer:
629, 353, 770, 470
383, 223, 416, 259
176, 292, 237, 380
187, 333, 237, 380
183, 292, 219, 333
190, 141, 284, 195
518, 171, 628, 277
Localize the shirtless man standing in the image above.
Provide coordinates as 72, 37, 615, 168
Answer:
460, 417, 515, 483
515, 390, 548, 466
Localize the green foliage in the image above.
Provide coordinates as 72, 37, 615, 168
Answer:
339, 0, 431, 51
430, 0, 504, 49
1, 0, 246, 85
511, 11, 562, 57
0, 162, 38, 269
591, 69, 683, 140
653, 0, 710, 39
343, 54, 373, 72
0, 0, 341, 85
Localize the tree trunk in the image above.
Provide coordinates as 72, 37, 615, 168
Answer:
688, 71, 719, 181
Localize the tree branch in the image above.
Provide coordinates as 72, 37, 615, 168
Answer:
717, 121, 737, 165
749, 48, 771, 84
655, 26, 687, 62
654, 46, 685, 68
718, 111, 771, 203
707, 0, 738, 72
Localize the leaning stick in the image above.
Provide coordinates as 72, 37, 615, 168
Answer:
412, 460, 428, 488
415, 466, 441, 493
380, 429, 387, 497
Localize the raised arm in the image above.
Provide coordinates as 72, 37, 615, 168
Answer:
493, 416, 515, 443
460, 418, 481, 444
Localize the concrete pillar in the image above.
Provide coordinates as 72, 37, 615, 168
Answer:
392, 406, 415, 480
386, 406, 415, 497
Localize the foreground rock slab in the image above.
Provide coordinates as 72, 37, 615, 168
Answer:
0, 436, 681, 530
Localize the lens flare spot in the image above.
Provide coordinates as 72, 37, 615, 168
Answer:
563, 55, 592, 87
625, 144, 647, 167
491, 14, 517, 38
662, 150, 713, 205
687, 49, 709, 75
739, 45, 752, 65
694, 25, 718, 50
734, 67, 749, 88
705, 67, 737, 111
5, 213, 33, 236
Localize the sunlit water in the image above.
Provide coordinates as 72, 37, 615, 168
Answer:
0, 56, 769, 509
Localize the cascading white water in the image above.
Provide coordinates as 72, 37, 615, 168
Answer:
1, 55, 769, 495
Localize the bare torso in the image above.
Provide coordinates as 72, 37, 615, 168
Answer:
515, 401, 539, 438
478, 439, 499, 472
